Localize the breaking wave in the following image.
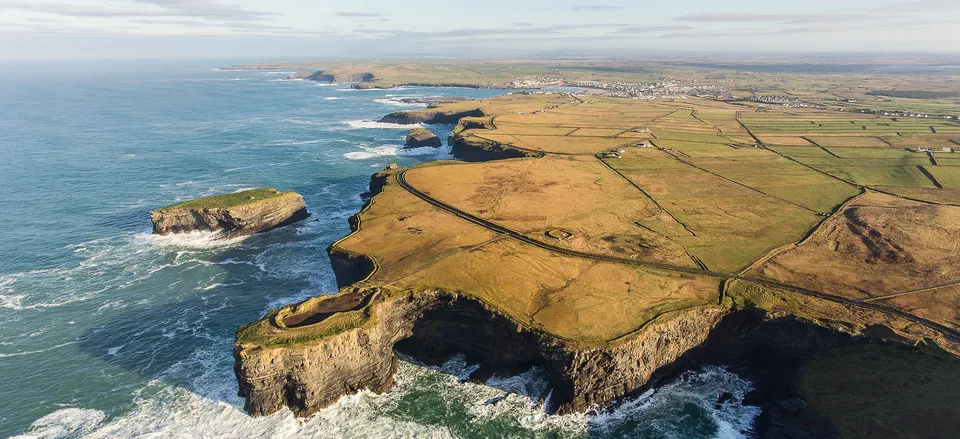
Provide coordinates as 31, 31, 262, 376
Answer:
343, 145, 444, 160
342, 120, 419, 130
372, 98, 426, 108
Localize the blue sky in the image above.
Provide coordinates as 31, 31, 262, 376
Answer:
0, 0, 958, 59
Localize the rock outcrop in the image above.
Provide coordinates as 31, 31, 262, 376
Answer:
380, 108, 484, 125
150, 188, 308, 238
404, 128, 442, 148
291, 70, 376, 83
285, 71, 315, 80
305, 71, 335, 82
450, 133, 542, 161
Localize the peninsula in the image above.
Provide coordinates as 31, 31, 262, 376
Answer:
227, 61, 960, 437
232, 61, 960, 438
151, 188, 308, 238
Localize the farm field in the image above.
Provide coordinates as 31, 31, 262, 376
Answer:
305, 93, 960, 347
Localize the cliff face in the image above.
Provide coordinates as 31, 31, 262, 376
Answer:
304, 71, 335, 82
301, 71, 374, 83
285, 71, 315, 80
380, 108, 485, 125
450, 134, 542, 162
150, 192, 308, 238
234, 289, 732, 417
404, 128, 442, 148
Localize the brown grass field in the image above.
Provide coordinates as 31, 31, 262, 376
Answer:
245, 91, 960, 352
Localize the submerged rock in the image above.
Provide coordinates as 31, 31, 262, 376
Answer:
150, 188, 308, 238
404, 128, 441, 148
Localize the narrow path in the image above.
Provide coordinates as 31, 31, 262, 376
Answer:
859, 280, 960, 303
396, 169, 960, 342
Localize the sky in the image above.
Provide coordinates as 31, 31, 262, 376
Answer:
0, 0, 959, 60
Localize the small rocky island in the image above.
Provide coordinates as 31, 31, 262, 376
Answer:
404, 128, 441, 148
150, 188, 308, 238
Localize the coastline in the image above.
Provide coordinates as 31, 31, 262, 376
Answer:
233, 87, 960, 438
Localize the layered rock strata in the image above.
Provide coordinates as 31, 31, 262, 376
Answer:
380, 108, 484, 124
234, 286, 731, 417
404, 128, 442, 148
150, 188, 308, 238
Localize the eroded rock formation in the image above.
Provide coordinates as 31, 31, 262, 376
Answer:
380, 108, 484, 124
150, 189, 308, 238
404, 128, 442, 148
234, 287, 734, 417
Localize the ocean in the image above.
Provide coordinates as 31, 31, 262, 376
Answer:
0, 60, 760, 438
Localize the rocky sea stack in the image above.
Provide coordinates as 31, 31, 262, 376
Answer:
404, 128, 441, 148
380, 108, 484, 125
150, 188, 308, 238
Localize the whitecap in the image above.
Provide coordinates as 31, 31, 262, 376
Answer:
0, 341, 78, 359
143, 231, 247, 250
372, 98, 426, 108
0, 292, 25, 310
10, 408, 105, 439
588, 366, 760, 438
324, 97, 344, 100
342, 120, 417, 130
343, 145, 401, 160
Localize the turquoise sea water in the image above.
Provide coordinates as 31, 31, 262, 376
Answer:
0, 60, 759, 438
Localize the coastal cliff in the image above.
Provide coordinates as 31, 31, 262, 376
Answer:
380, 108, 484, 125
151, 188, 308, 238
235, 285, 734, 416
404, 128, 441, 148
295, 70, 373, 83
450, 134, 541, 161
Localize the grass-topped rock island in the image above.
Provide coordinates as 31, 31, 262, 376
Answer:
234, 91, 960, 437
151, 188, 309, 238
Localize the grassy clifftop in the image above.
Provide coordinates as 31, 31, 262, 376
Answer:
156, 188, 287, 211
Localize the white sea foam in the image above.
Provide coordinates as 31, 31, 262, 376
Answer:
281, 117, 326, 126
11, 408, 105, 439
0, 341, 78, 359
10, 342, 759, 439
372, 98, 426, 108
143, 231, 247, 250
324, 97, 345, 100
343, 144, 443, 160
0, 293, 25, 310
342, 120, 418, 130
588, 366, 760, 438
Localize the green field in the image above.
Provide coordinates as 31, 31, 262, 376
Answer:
156, 188, 286, 211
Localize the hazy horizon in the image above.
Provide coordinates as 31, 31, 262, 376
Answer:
2, 0, 960, 60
